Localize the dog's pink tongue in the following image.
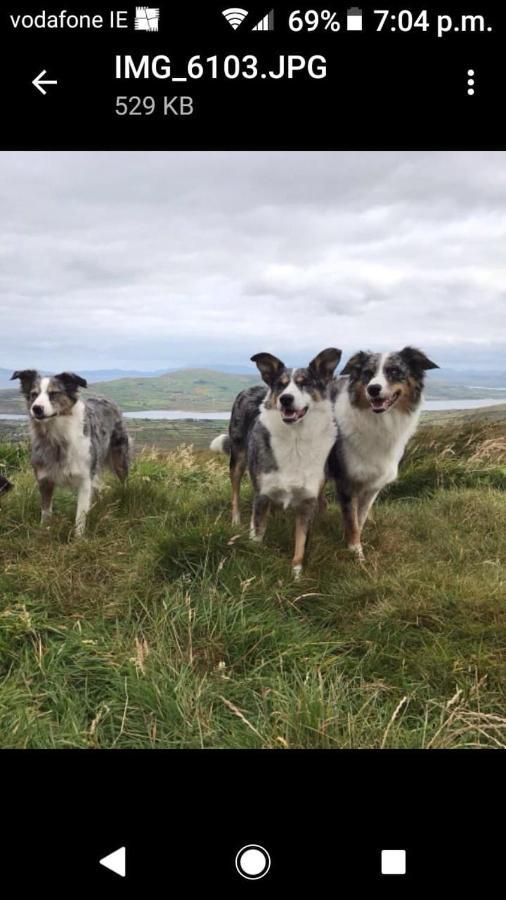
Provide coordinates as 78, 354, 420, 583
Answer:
371, 398, 387, 411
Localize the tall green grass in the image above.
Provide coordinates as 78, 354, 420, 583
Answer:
0, 422, 505, 749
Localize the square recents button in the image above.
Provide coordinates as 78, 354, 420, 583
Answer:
381, 849, 407, 875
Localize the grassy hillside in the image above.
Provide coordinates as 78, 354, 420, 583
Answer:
86, 369, 258, 411
0, 419, 506, 749
0, 369, 258, 414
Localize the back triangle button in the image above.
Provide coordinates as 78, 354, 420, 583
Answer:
99, 846, 126, 877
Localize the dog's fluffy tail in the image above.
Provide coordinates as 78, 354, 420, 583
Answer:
210, 434, 231, 455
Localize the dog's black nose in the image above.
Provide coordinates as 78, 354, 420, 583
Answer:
32, 405, 44, 417
279, 394, 294, 408
367, 384, 382, 398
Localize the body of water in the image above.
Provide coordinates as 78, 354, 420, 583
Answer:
0, 398, 505, 422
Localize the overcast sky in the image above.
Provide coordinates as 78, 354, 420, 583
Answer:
1, 151, 505, 372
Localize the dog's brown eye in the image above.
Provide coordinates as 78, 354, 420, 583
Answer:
388, 368, 401, 379
363, 370, 374, 380
30, 391, 37, 399
49, 392, 61, 400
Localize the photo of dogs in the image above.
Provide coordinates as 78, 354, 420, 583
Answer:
10, 370, 130, 535
1, 150, 504, 756
329, 347, 439, 559
211, 348, 341, 577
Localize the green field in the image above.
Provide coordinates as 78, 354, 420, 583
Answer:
1, 417, 506, 749
0, 418, 229, 451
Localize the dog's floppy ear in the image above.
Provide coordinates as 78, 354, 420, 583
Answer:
308, 348, 342, 383
399, 347, 439, 372
340, 351, 368, 376
10, 369, 38, 395
54, 372, 88, 391
251, 353, 286, 386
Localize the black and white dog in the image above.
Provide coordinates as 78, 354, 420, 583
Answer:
11, 370, 130, 535
211, 348, 341, 577
329, 347, 438, 558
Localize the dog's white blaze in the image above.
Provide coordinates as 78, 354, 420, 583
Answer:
367, 353, 389, 397
334, 384, 422, 492
32, 376, 54, 416
278, 371, 306, 411
259, 398, 337, 508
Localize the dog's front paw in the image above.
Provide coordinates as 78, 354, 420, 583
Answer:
349, 543, 365, 562
292, 564, 303, 580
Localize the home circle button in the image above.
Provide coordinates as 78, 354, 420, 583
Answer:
235, 844, 271, 880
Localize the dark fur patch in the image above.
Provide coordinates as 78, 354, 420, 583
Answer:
0, 475, 13, 494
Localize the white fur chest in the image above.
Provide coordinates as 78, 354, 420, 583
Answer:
258, 403, 337, 508
32, 400, 91, 486
334, 390, 421, 491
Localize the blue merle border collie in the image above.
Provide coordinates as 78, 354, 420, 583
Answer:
211, 348, 342, 578
328, 347, 438, 559
11, 370, 130, 535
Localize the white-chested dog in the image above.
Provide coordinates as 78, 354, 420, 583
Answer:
11, 370, 130, 535
211, 348, 342, 577
328, 347, 438, 558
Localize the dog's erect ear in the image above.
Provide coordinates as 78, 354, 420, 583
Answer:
10, 369, 38, 395
340, 351, 368, 376
251, 353, 286, 386
308, 348, 342, 383
54, 372, 88, 391
399, 347, 439, 372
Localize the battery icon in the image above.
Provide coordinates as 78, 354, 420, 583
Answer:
347, 7, 363, 30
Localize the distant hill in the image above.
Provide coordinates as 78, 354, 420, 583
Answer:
85, 369, 259, 412
2, 366, 506, 415
0, 368, 259, 414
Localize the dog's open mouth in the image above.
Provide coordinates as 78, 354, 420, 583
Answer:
280, 406, 308, 424
370, 390, 401, 413
31, 412, 56, 421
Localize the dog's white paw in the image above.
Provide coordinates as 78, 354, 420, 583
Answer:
292, 564, 303, 580
249, 529, 263, 543
349, 543, 365, 561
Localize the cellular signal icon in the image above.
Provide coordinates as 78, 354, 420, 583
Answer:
252, 9, 274, 30
222, 8, 248, 29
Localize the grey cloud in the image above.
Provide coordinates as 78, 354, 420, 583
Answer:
0, 151, 505, 371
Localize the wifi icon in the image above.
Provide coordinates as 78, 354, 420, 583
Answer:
222, 7, 248, 30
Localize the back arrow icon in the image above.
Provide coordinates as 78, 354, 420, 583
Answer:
32, 70, 58, 95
